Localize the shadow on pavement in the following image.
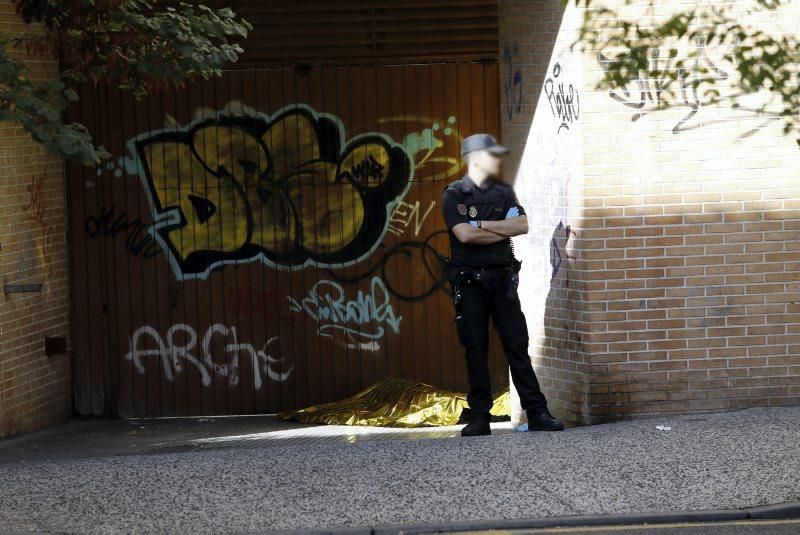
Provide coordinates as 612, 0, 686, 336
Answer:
0, 415, 512, 464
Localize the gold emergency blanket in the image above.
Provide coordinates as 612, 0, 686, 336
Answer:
279, 377, 509, 427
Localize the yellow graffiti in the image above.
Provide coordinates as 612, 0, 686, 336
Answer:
134, 105, 411, 279
144, 138, 250, 259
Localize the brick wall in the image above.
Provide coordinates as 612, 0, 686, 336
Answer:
501, 0, 800, 424
502, 0, 588, 425
0, 5, 71, 437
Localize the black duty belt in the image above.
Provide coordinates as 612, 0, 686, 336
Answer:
438, 255, 521, 284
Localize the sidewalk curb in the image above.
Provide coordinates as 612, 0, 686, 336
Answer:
295, 500, 800, 534
372, 509, 748, 534
746, 501, 800, 520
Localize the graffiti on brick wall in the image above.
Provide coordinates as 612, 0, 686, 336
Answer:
503, 43, 523, 120
5, 174, 59, 291
128, 104, 412, 280
514, 131, 573, 296
25, 174, 49, 231
125, 323, 293, 388
550, 221, 575, 282
545, 62, 580, 134
599, 37, 782, 138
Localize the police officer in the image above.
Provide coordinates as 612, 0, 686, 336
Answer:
442, 133, 565, 436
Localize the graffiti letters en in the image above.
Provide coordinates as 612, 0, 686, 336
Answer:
125, 323, 292, 389
287, 276, 402, 352
129, 105, 412, 280
388, 200, 436, 236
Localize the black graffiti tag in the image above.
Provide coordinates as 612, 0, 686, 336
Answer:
598, 38, 782, 137
544, 63, 580, 134
85, 204, 160, 259
327, 230, 449, 303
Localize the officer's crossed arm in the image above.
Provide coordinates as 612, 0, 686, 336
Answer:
479, 215, 528, 237
442, 188, 528, 244
451, 216, 528, 244
477, 187, 529, 239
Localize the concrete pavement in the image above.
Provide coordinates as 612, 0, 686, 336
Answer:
1, 407, 800, 533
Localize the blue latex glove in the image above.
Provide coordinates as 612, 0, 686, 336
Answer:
469, 221, 479, 228
505, 206, 520, 219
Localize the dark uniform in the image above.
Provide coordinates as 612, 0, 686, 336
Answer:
442, 175, 549, 417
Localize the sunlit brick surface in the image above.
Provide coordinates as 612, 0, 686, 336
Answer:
501, 0, 800, 423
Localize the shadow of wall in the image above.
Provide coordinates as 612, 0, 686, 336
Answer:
539, 222, 590, 424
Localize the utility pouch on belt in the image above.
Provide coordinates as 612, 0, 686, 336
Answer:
506, 272, 520, 301
439, 255, 463, 310
440, 256, 483, 312
506, 259, 522, 301
440, 254, 471, 285
451, 269, 476, 312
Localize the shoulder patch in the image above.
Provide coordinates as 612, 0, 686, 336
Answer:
457, 203, 467, 215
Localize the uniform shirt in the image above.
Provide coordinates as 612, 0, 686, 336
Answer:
441, 175, 526, 268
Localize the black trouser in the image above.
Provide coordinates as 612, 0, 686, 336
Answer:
452, 268, 548, 416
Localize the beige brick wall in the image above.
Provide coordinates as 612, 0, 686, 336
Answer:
502, 0, 588, 425
502, 0, 800, 424
0, 5, 71, 437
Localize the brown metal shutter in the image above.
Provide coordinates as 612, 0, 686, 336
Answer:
67, 1, 504, 418
221, 0, 499, 66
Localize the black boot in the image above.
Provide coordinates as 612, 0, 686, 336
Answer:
461, 415, 491, 437
527, 410, 565, 432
